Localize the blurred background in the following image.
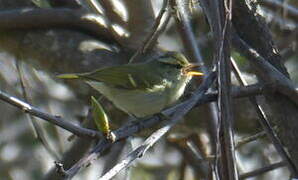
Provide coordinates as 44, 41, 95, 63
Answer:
0, 0, 297, 179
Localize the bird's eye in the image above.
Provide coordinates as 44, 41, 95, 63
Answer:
172, 64, 183, 69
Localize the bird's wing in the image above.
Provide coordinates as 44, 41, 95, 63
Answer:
79, 65, 166, 90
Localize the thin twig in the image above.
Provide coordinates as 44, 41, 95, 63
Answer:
15, 60, 60, 160
239, 161, 286, 179
231, 57, 298, 176
235, 131, 266, 149
98, 71, 216, 180
129, 0, 170, 63
0, 90, 101, 139
215, 0, 238, 179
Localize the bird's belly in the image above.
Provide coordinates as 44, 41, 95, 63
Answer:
87, 82, 167, 117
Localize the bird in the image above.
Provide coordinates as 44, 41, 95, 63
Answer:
57, 52, 203, 118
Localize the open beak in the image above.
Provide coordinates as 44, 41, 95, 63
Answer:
183, 63, 204, 76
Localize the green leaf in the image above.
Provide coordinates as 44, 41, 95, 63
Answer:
91, 96, 110, 134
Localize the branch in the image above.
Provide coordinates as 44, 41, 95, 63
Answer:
44, 118, 96, 180
235, 131, 266, 149
16, 60, 60, 160
0, 90, 101, 139
231, 58, 298, 176
232, 0, 298, 171
98, 71, 217, 180
0, 8, 116, 43
209, 0, 238, 179
232, 35, 298, 106
239, 161, 286, 179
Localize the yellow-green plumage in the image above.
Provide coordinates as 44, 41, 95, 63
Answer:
58, 52, 203, 117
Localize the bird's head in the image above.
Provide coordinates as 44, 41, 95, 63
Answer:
157, 52, 204, 77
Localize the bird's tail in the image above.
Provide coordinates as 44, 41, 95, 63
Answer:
56, 73, 80, 79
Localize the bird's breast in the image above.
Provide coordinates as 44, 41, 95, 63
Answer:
86, 81, 167, 118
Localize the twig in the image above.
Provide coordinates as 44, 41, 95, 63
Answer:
16, 60, 60, 160
185, 138, 210, 178
129, 0, 170, 63
0, 90, 101, 139
231, 57, 298, 176
239, 161, 286, 179
44, 118, 96, 180
215, 0, 238, 179
232, 34, 298, 106
235, 131, 266, 149
98, 71, 216, 180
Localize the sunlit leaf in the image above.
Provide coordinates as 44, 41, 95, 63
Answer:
91, 96, 110, 135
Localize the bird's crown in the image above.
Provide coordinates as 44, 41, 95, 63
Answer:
157, 52, 190, 69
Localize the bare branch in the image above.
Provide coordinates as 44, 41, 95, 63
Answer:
16, 60, 60, 160
44, 118, 96, 180
232, 35, 298, 106
232, 0, 298, 172
235, 131, 266, 149
210, 0, 238, 179
231, 58, 298, 176
0, 90, 101, 139
239, 161, 286, 179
